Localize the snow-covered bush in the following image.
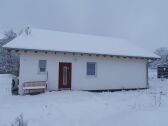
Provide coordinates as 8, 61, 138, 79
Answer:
152, 91, 164, 107
11, 114, 28, 126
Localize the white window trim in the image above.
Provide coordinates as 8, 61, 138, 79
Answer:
86, 62, 97, 77
38, 60, 47, 74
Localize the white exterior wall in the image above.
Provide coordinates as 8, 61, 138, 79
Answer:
19, 51, 148, 94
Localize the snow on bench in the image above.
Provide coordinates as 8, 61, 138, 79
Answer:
22, 81, 47, 94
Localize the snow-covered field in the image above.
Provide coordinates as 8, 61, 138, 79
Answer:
1, 69, 168, 126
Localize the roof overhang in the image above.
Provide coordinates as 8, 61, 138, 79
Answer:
3, 47, 160, 60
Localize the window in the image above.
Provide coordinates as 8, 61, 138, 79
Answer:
87, 62, 96, 76
63, 66, 68, 85
39, 60, 47, 72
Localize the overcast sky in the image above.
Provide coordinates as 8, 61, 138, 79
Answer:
0, 0, 168, 51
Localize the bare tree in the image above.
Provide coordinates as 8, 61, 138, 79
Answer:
154, 47, 168, 56
4, 29, 17, 40
0, 29, 19, 75
149, 47, 168, 69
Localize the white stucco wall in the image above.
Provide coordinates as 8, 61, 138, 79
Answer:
19, 51, 148, 94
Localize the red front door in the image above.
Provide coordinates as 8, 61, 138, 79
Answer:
59, 63, 72, 89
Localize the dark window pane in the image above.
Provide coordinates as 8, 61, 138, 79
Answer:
40, 68, 46, 72
87, 62, 96, 75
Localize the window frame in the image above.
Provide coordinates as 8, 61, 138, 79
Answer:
86, 62, 97, 77
38, 60, 47, 73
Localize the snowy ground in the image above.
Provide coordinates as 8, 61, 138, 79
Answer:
1, 69, 168, 126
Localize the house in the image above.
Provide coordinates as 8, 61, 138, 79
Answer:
3, 28, 159, 95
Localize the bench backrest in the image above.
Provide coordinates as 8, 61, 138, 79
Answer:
22, 81, 47, 90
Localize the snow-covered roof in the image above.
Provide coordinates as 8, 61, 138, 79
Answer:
3, 28, 159, 59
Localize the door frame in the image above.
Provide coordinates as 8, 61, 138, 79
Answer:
58, 62, 72, 90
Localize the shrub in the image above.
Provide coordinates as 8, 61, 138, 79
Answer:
11, 114, 28, 126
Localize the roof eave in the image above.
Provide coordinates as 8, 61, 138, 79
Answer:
3, 47, 159, 60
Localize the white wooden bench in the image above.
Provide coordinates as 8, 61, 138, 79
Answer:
22, 81, 47, 95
